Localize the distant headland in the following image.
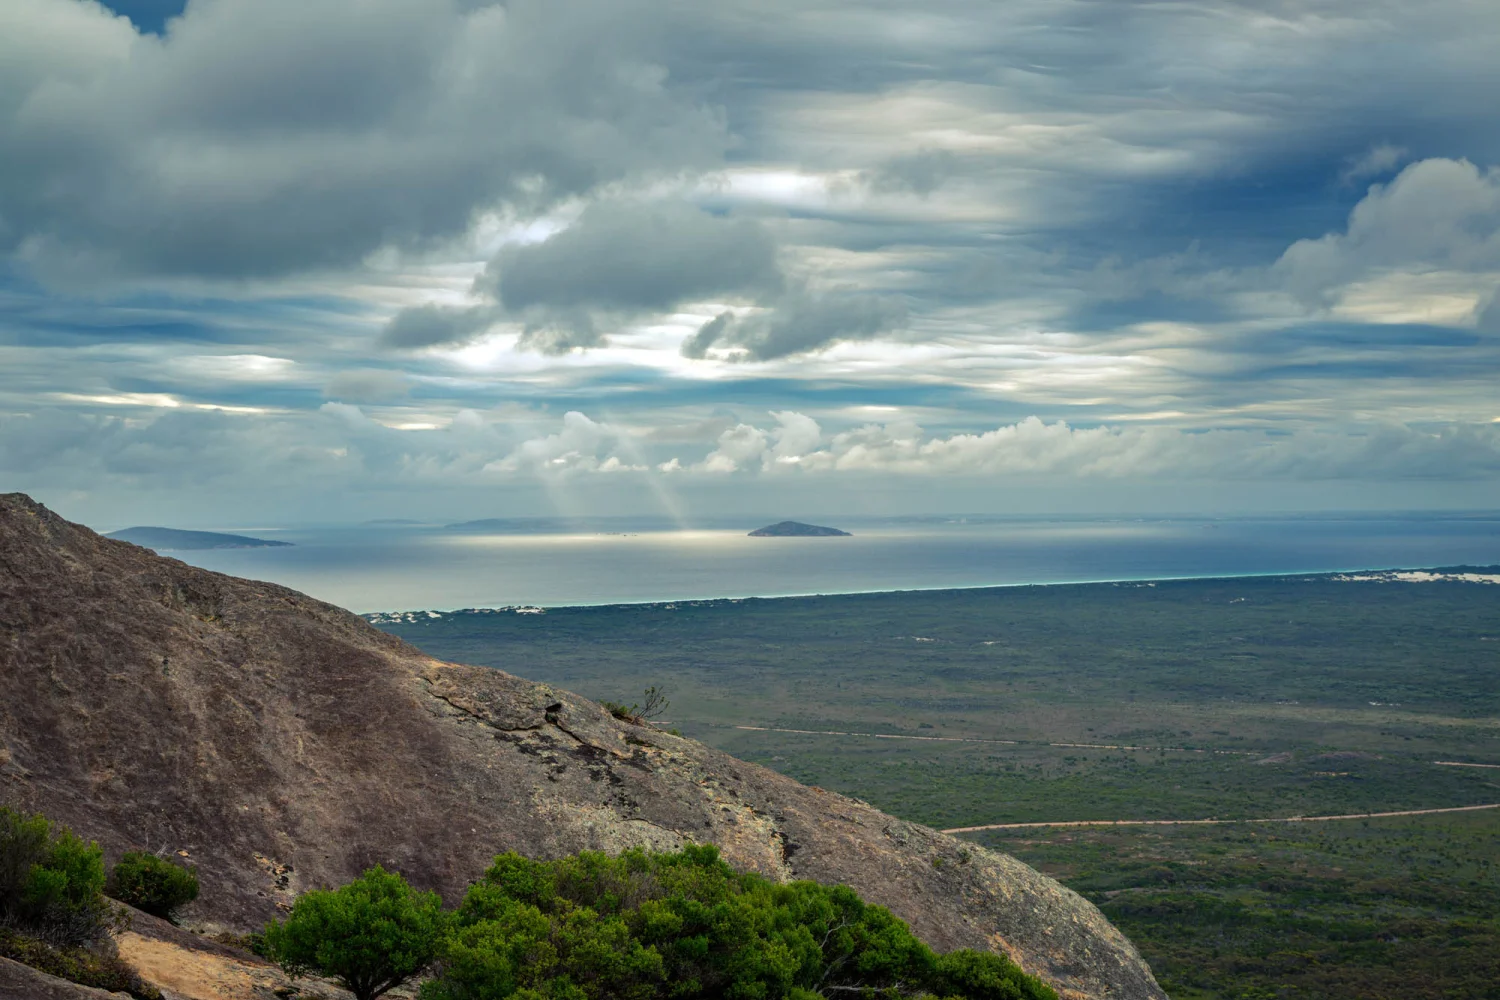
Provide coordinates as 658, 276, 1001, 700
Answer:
106, 526, 293, 551
748, 520, 851, 537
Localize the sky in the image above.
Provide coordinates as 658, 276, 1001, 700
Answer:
2, 0, 1499, 526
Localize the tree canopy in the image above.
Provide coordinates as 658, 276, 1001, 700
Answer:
264, 865, 448, 1000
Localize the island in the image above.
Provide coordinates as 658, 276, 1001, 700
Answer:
748, 520, 851, 537
106, 526, 293, 551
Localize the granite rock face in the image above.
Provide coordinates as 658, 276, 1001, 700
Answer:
0, 494, 1165, 1000
0, 956, 127, 1000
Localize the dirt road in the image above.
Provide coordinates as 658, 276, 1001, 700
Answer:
943, 801, 1500, 834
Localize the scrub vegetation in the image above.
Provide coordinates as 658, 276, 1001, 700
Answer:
261, 846, 1054, 1000
0, 807, 162, 999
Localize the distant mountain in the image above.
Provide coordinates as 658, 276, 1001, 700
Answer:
748, 520, 851, 537
106, 526, 293, 551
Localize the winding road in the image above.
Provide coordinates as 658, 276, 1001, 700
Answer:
942, 801, 1500, 834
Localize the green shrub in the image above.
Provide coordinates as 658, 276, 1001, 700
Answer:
262, 865, 448, 1000
0, 807, 110, 946
420, 844, 1056, 1000
107, 852, 199, 921
0, 926, 161, 1000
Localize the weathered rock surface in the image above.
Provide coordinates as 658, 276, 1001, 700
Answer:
0, 494, 1165, 1000
0, 956, 126, 1000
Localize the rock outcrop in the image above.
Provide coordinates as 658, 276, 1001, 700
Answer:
0, 494, 1165, 1000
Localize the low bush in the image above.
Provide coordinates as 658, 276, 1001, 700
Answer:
107, 852, 199, 921
602, 686, 670, 726
0, 807, 111, 946
0, 926, 161, 1000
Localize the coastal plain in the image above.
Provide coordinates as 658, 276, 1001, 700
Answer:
374, 573, 1500, 1000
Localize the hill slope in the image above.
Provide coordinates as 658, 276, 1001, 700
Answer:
748, 520, 851, 536
0, 494, 1163, 1000
104, 526, 292, 550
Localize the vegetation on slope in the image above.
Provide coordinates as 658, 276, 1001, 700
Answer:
0, 807, 162, 999
264, 846, 1056, 1000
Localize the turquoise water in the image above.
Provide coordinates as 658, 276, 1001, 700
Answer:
160, 514, 1500, 613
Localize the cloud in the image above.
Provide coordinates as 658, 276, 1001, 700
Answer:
1339, 143, 1408, 186
0, 0, 725, 283
689, 412, 1500, 481
488, 200, 782, 314
323, 369, 410, 403
379, 305, 499, 350
682, 290, 907, 361
699, 410, 825, 471
484, 410, 644, 473
700, 423, 768, 473
9, 0, 1500, 522
382, 198, 783, 353
866, 149, 963, 196
1276, 158, 1500, 305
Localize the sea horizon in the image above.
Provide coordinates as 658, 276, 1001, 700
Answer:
140, 512, 1500, 614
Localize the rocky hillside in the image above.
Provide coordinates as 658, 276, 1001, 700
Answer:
0, 494, 1165, 1000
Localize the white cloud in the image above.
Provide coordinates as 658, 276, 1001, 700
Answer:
699, 423, 769, 473
1277, 158, 1500, 306
684, 413, 1500, 481
323, 369, 411, 404
484, 410, 644, 474
1339, 143, 1408, 186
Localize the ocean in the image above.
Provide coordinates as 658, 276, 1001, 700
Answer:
157, 513, 1500, 614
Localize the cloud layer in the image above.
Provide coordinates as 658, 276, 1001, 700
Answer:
3, 0, 1500, 520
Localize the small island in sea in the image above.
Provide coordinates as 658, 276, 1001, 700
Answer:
106, 526, 293, 551
748, 520, 851, 537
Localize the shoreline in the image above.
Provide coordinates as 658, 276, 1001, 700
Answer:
361, 563, 1500, 619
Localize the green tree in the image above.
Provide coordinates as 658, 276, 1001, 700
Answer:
263, 866, 447, 1000
107, 852, 199, 922
0, 807, 110, 946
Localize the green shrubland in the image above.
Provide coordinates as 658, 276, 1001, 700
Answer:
264, 846, 1054, 1000
0, 807, 160, 1000
0, 806, 111, 946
